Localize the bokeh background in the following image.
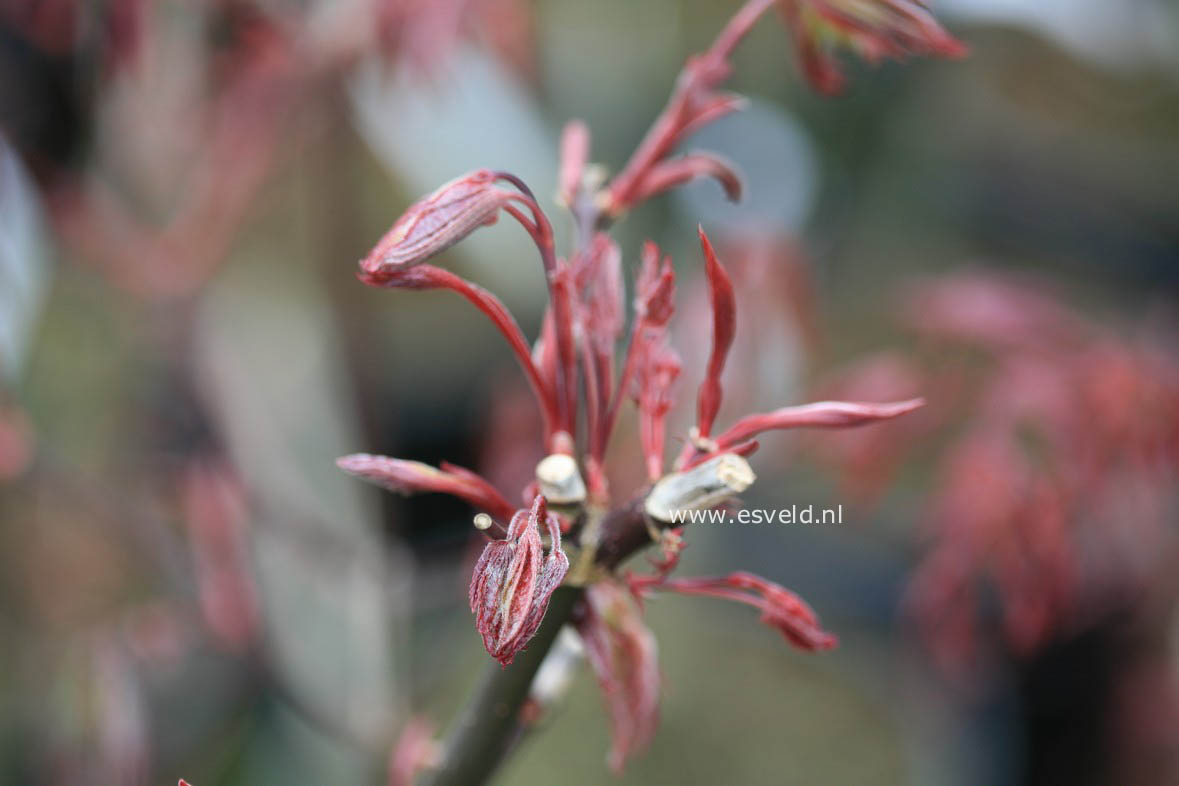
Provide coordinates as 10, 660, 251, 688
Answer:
2, 1, 1178, 784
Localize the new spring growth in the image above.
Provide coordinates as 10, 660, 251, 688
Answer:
339, 0, 961, 772
469, 495, 570, 667
356, 168, 579, 451
778, 0, 968, 95
362, 170, 520, 274
336, 454, 516, 529
632, 571, 838, 652
693, 226, 737, 445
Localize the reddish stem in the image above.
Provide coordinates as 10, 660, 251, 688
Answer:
496, 174, 579, 444
362, 266, 560, 444
695, 226, 736, 436
604, 0, 776, 214
598, 324, 641, 464
580, 323, 602, 463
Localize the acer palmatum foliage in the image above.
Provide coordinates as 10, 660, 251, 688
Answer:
340, 0, 960, 775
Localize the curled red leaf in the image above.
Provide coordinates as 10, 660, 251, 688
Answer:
643, 571, 837, 651
336, 454, 516, 525
469, 495, 570, 666
714, 397, 926, 452
360, 170, 515, 274
694, 226, 737, 440
778, 0, 967, 95
628, 151, 744, 206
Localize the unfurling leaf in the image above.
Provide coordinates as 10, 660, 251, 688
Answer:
469, 496, 570, 666
360, 170, 515, 274
778, 0, 967, 94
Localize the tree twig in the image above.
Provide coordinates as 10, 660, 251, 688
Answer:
422, 587, 584, 786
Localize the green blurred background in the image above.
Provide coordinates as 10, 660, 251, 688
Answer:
1, 1, 1177, 784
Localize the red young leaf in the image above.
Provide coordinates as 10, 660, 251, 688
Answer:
628, 151, 744, 206
642, 571, 837, 651
694, 226, 737, 441
714, 397, 925, 452
778, 0, 967, 95
360, 170, 514, 273
631, 331, 683, 481
469, 496, 570, 666
337, 454, 516, 525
